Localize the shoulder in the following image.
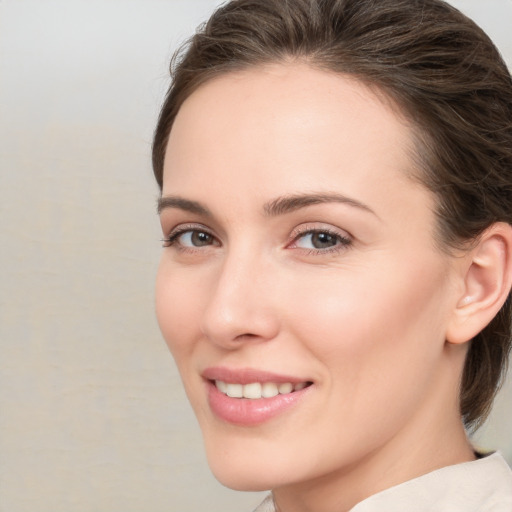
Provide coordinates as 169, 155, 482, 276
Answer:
250, 454, 512, 512
252, 494, 275, 512
350, 452, 512, 512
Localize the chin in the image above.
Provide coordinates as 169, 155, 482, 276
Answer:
204, 446, 275, 491
202, 434, 292, 492
213, 470, 273, 492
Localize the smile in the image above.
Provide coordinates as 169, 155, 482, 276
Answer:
215, 380, 309, 399
202, 368, 313, 425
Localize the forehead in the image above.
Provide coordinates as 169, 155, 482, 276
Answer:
163, 63, 426, 218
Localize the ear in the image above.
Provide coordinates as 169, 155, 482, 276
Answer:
446, 222, 512, 345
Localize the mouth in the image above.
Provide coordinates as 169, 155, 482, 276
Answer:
214, 380, 311, 399
201, 367, 313, 426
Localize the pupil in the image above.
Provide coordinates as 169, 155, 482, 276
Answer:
192, 231, 211, 246
312, 232, 336, 249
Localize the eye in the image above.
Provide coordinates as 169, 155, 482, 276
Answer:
179, 230, 215, 247
296, 231, 339, 249
290, 228, 352, 252
162, 226, 219, 249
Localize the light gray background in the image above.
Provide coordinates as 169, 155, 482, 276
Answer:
0, 1, 510, 511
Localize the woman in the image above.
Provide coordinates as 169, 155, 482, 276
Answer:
153, 0, 512, 510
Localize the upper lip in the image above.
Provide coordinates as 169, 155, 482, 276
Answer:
202, 366, 310, 385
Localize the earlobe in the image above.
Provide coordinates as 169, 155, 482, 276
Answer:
446, 223, 512, 345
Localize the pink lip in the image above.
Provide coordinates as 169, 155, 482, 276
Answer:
202, 366, 307, 385
202, 367, 312, 426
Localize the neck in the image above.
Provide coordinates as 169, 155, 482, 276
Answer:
273, 421, 473, 512
273, 351, 475, 512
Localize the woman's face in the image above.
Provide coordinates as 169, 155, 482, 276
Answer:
156, 64, 464, 492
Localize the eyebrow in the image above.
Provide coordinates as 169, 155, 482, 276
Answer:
157, 192, 377, 218
263, 192, 378, 218
157, 196, 211, 216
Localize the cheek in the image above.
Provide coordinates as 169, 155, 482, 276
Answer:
274, 260, 452, 463
285, 258, 450, 392
155, 260, 204, 362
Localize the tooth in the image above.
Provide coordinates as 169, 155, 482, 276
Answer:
226, 383, 243, 398
243, 382, 262, 399
261, 382, 279, 398
216, 380, 227, 393
278, 383, 293, 394
216, 380, 302, 398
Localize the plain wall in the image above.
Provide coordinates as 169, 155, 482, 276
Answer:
0, 1, 511, 511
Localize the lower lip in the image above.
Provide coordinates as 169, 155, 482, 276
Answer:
206, 381, 310, 426
207, 381, 311, 427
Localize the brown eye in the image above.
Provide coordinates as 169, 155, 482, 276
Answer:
310, 232, 338, 249
174, 230, 216, 247
163, 228, 218, 249
189, 231, 214, 246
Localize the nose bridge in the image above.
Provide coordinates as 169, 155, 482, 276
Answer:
200, 241, 279, 346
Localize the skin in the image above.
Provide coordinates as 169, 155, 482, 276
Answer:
156, 63, 476, 512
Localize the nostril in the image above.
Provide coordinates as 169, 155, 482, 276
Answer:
234, 333, 259, 341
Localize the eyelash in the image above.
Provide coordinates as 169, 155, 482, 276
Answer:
289, 227, 352, 255
161, 224, 352, 255
161, 224, 216, 251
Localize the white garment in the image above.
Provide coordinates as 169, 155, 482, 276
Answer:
252, 452, 512, 512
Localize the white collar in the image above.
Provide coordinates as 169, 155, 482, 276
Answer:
253, 452, 512, 512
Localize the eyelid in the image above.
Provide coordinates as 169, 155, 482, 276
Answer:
167, 222, 212, 237
162, 223, 219, 248
287, 223, 353, 253
288, 223, 352, 242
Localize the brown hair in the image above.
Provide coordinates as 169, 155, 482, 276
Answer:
152, 0, 512, 430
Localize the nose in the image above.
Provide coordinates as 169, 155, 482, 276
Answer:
200, 249, 280, 349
